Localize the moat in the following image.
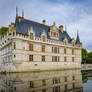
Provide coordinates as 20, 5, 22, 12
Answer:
0, 69, 91, 92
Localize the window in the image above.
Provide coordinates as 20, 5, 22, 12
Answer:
72, 76, 75, 80
29, 55, 33, 61
55, 56, 57, 62
72, 57, 74, 62
52, 47, 59, 53
72, 49, 74, 55
30, 33, 33, 40
53, 78, 60, 84
73, 42, 75, 46
52, 56, 59, 62
42, 35, 45, 42
54, 47, 57, 53
65, 84, 67, 90
52, 47, 54, 53
73, 83, 75, 88
30, 81, 34, 88
42, 56, 45, 62
64, 57, 67, 62
42, 80, 46, 86
53, 86, 60, 92
64, 48, 66, 54
58, 48, 59, 53
51, 32, 58, 38
52, 56, 54, 62
54, 32, 56, 37
65, 40, 67, 45
14, 42, 16, 49
29, 44, 33, 51
42, 89, 46, 92
42, 45, 45, 52
65, 77, 67, 82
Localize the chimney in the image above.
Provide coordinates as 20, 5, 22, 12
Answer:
17, 16, 23, 22
59, 25, 64, 32
42, 20, 46, 25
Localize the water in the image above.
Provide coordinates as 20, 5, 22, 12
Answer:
0, 69, 91, 92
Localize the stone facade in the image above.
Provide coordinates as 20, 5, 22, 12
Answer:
0, 15, 82, 72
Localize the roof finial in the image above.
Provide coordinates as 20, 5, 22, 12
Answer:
22, 9, 24, 18
77, 29, 79, 35
65, 24, 67, 31
53, 21, 56, 26
16, 6, 18, 17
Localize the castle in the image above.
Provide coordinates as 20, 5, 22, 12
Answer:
0, 9, 82, 72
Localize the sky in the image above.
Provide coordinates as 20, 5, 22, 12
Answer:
0, 0, 92, 51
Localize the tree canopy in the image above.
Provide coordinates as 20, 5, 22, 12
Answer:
82, 48, 92, 64
0, 27, 9, 37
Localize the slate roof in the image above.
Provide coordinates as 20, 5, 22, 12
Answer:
15, 17, 72, 43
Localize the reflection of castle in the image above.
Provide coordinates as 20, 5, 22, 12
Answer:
0, 69, 82, 92
0, 8, 82, 72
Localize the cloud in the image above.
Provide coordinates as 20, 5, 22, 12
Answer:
0, 0, 92, 51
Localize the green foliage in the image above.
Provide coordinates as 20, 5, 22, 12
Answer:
86, 52, 92, 64
82, 48, 88, 64
0, 27, 9, 37
82, 48, 92, 64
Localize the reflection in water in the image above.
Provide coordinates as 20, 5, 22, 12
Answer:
83, 80, 92, 92
0, 69, 83, 92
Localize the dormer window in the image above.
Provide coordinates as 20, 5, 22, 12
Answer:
63, 36, 68, 45
42, 35, 45, 42
65, 40, 67, 45
51, 32, 58, 38
71, 38, 75, 46
72, 42, 75, 46
49, 22, 59, 40
41, 30, 47, 42
29, 27, 35, 40
30, 33, 33, 40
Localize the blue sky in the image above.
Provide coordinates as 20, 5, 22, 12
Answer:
0, 0, 92, 51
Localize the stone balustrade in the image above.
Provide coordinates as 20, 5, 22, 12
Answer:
12, 33, 82, 49
82, 64, 92, 70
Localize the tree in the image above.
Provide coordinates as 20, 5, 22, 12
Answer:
0, 27, 9, 37
82, 48, 88, 64
87, 52, 92, 64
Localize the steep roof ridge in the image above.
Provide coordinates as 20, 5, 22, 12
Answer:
24, 18, 50, 28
